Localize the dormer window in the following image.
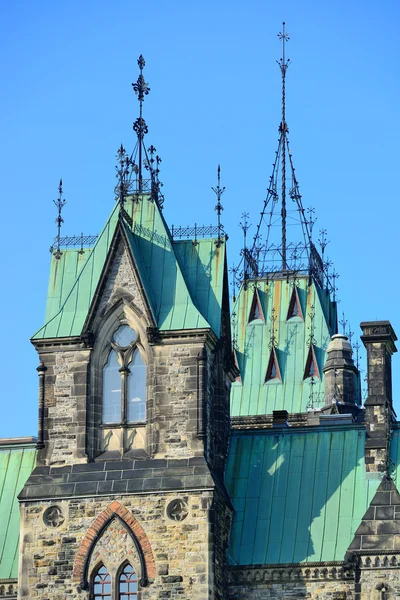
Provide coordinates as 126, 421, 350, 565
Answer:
102, 325, 146, 425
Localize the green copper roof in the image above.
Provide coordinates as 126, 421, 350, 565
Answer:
0, 442, 36, 579
33, 197, 226, 339
226, 427, 379, 565
230, 276, 337, 416
174, 239, 225, 337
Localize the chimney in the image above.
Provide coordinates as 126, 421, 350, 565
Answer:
360, 321, 397, 473
323, 334, 359, 406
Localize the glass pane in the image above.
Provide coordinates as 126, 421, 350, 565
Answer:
113, 325, 137, 347
102, 350, 121, 424
119, 564, 138, 598
127, 350, 146, 423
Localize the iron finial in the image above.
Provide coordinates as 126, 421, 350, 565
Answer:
132, 54, 150, 192
53, 178, 66, 260
212, 164, 226, 247
115, 143, 133, 209
277, 22, 291, 270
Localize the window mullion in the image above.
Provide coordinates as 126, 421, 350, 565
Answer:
119, 354, 129, 425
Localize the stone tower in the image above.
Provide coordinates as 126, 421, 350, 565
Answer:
18, 58, 234, 600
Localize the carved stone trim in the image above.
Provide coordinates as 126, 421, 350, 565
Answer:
227, 563, 353, 584
359, 554, 400, 568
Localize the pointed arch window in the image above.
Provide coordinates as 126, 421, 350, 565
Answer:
248, 289, 264, 323
287, 286, 303, 320
303, 345, 320, 380
93, 565, 111, 599
102, 325, 146, 425
265, 347, 282, 383
119, 563, 139, 598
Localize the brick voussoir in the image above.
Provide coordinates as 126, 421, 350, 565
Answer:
72, 499, 155, 585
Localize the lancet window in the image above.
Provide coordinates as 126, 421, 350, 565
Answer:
93, 565, 111, 599
91, 563, 139, 600
102, 324, 146, 424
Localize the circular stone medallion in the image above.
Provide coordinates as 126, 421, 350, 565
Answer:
43, 505, 65, 528
166, 498, 189, 522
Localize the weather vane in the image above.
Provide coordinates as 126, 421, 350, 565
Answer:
132, 55, 150, 192
53, 179, 66, 260
212, 165, 225, 247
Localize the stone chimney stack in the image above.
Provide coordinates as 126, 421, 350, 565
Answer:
360, 321, 397, 472
323, 334, 359, 406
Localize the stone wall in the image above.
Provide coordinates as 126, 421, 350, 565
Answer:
19, 490, 230, 599
36, 345, 90, 467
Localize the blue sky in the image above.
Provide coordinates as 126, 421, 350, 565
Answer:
1, 0, 399, 436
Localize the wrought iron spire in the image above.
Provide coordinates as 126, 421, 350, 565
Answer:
115, 144, 132, 208
53, 178, 66, 260
132, 54, 150, 192
277, 22, 290, 269
212, 164, 225, 247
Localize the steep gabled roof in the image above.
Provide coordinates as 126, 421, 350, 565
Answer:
0, 440, 36, 578
32, 196, 226, 340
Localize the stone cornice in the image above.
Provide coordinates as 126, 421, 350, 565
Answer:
227, 562, 353, 584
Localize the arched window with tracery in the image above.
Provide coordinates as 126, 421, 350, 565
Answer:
119, 563, 139, 598
93, 565, 111, 599
102, 324, 146, 425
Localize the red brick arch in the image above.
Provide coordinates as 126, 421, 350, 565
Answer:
73, 500, 156, 589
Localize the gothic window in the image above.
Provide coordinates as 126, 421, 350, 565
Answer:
265, 347, 282, 382
93, 565, 111, 599
287, 286, 303, 320
248, 289, 264, 323
303, 345, 320, 380
119, 563, 139, 598
102, 325, 146, 425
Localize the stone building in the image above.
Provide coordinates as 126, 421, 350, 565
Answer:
1, 44, 400, 600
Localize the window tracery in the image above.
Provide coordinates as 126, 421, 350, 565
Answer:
93, 565, 111, 599
119, 563, 139, 598
102, 324, 146, 425
91, 562, 139, 600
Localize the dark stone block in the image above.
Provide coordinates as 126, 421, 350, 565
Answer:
371, 492, 391, 505
74, 482, 98, 495
53, 484, 76, 497
160, 467, 194, 477
363, 507, 375, 520
123, 468, 154, 479
391, 490, 400, 505
104, 460, 134, 471
375, 506, 394, 519
193, 466, 211, 476
72, 462, 105, 473
33, 466, 50, 475
127, 479, 144, 492
134, 459, 167, 469
355, 521, 376, 535
69, 472, 106, 483
106, 471, 122, 481
113, 480, 128, 493
167, 459, 189, 467
50, 465, 72, 474
161, 477, 184, 490
142, 478, 162, 490
97, 481, 114, 494
188, 457, 207, 466
376, 521, 400, 534
361, 535, 394, 550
